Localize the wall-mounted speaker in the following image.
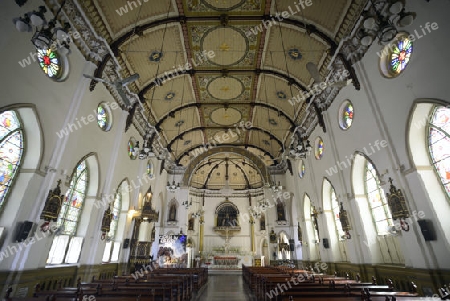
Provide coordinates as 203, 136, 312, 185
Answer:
417, 219, 436, 241
289, 239, 295, 251
123, 238, 130, 248
322, 238, 329, 249
15, 221, 34, 243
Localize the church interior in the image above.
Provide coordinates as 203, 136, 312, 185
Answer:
0, 0, 449, 300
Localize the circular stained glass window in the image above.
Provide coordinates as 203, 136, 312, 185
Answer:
298, 160, 305, 178
315, 137, 324, 160
147, 160, 155, 179
97, 102, 112, 131
379, 33, 413, 78
339, 100, 354, 130
128, 137, 137, 160
37, 48, 68, 81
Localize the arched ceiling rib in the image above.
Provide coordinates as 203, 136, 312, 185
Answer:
80, 0, 364, 175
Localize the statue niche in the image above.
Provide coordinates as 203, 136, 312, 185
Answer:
260, 213, 266, 231
167, 198, 177, 225
276, 199, 286, 221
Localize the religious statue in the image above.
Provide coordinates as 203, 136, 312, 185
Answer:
188, 217, 194, 231
276, 201, 286, 221
168, 204, 176, 222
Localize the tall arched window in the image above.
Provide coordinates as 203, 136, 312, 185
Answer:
428, 105, 450, 197
0, 110, 24, 211
48, 159, 89, 264
331, 188, 345, 240
58, 160, 88, 235
103, 181, 125, 262
365, 161, 393, 234
108, 184, 122, 241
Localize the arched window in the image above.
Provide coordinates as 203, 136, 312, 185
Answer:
428, 105, 450, 197
315, 137, 324, 160
260, 213, 266, 231
48, 159, 89, 264
0, 110, 24, 211
108, 184, 122, 241
331, 188, 345, 240
364, 161, 393, 234
58, 160, 88, 235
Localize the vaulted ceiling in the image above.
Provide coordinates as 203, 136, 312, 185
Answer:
71, 0, 367, 189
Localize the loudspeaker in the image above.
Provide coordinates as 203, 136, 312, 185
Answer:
322, 238, 329, 249
15, 221, 34, 243
289, 239, 295, 251
417, 220, 436, 241
123, 238, 130, 248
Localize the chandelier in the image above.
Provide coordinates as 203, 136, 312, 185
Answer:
356, 0, 415, 46
182, 198, 192, 209
13, 1, 72, 56
219, 157, 234, 196
138, 133, 156, 160
167, 179, 180, 192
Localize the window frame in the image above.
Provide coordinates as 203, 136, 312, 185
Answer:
0, 110, 25, 212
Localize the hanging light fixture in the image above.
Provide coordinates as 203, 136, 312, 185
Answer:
182, 198, 192, 209
13, 1, 73, 54
355, 0, 416, 46
138, 133, 156, 160
219, 157, 234, 196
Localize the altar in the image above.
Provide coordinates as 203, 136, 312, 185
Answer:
213, 256, 239, 266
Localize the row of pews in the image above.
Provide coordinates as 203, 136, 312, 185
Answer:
4, 267, 208, 301
243, 265, 423, 301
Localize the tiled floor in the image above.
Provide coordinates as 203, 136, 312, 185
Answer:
195, 272, 254, 301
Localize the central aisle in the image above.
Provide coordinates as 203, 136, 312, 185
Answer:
195, 271, 254, 301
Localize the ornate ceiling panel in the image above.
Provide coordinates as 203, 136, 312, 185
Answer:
93, 0, 176, 38
262, 25, 329, 86
144, 75, 196, 120
189, 153, 263, 190
255, 74, 304, 120
271, 0, 352, 37
184, 0, 264, 16
67, 0, 366, 180
159, 107, 201, 142
119, 24, 186, 88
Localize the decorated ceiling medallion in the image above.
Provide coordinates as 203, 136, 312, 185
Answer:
210, 107, 242, 126
175, 120, 185, 127
288, 48, 302, 60
184, 140, 192, 145
276, 91, 287, 99
214, 130, 239, 143
165, 92, 176, 100
37, 48, 67, 81
149, 50, 163, 62
268, 118, 278, 126
207, 76, 245, 100
201, 27, 248, 66
262, 139, 270, 146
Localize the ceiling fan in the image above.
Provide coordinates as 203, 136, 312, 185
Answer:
83, 73, 140, 107
306, 62, 352, 88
